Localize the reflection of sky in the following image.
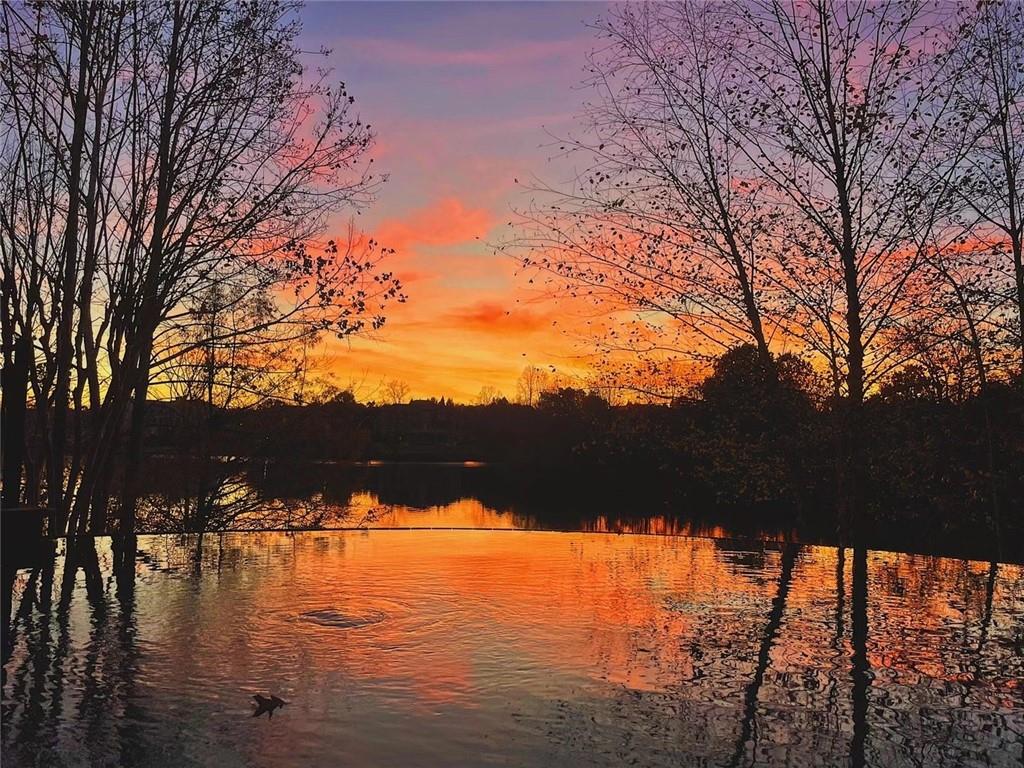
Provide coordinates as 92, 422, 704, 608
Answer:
5, 533, 1021, 767
296, 2, 607, 401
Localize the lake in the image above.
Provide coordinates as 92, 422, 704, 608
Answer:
131, 458, 1020, 560
2, 527, 1022, 767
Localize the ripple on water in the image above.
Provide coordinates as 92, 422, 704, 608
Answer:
297, 607, 388, 629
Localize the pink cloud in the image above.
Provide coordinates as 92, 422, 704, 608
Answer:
374, 196, 492, 253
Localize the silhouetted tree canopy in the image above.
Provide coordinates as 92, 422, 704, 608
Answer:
699, 345, 818, 412
537, 387, 609, 416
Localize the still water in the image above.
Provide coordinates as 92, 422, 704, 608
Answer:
133, 459, 808, 546
2, 529, 1022, 767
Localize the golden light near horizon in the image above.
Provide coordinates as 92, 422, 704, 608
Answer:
293, 4, 613, 402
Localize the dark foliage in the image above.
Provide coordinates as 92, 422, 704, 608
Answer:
133, 345, 1023, 559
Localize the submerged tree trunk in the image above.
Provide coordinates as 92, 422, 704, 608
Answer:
2, 334, 30, 511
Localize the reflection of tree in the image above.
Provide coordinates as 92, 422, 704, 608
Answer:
850, 547, 870, 768
835, 547, 846, 642
960, 562, 999, 710
1, 562, 16, 671
79, 542, 111, 751
7, 558, 53, 748
825, 546, 846, 739
978, 562, 998, 665
728, 544, 798, 767
2, 563, 37, 673
138, 459, 332, 536
114, 539, 142, 767
3, 539, 144, 765
918, 560, 1006, 763
2, 534, 1023, 765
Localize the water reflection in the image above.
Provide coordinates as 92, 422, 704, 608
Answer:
133, 459, 1020, 563
3, 532, 1022, 767
728, 543, 797, 767
135, 458, 815, 551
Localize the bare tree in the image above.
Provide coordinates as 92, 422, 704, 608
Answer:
514, 0, 970, 408
514, 0, 977, 528
514, 365, 549, 407
475, 385, 503, 405
382, 378, 411, 405
723, 0, 967, 407
0, 1, 402, 536
947, 0, 1024, 381
1, 1, 128, 521
512, 1, 780, 372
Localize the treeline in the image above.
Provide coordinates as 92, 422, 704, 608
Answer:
0, 2, 400, 537
144, 344, 1022, 555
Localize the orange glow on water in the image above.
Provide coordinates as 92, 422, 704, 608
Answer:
5, 531, 1022, 765
131, 531, 1023, 702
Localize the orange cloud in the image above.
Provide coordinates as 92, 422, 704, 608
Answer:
374, 197, 491, 253
442, 300, 555, 335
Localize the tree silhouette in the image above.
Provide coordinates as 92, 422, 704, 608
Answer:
0, 1, 401, 534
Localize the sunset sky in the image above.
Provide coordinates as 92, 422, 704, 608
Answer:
298, 1, 607, 402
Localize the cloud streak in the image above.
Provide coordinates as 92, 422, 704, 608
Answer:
303, 2, 604, 400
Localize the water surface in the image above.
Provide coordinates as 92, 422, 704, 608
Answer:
2, 531, 1022, 767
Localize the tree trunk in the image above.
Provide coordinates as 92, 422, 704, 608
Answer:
1, 334, 30, 511
49, 5, 95, 534
1012, 231, 1023, 383
118, 1, 184, 532
119, 357, 152, 533
839, 200, 864, 541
